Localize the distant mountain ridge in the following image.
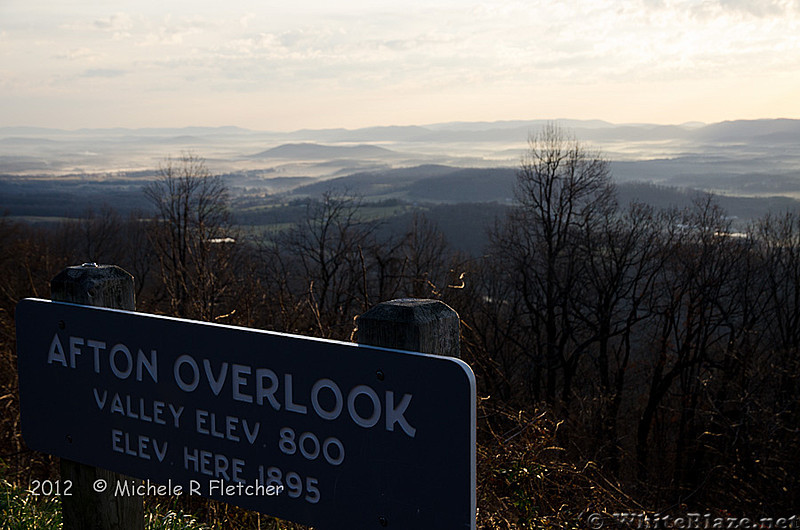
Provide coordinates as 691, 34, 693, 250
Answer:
689, 118, 800, 143
277, 117, 800, 145
3, 118, 799, 145
248, 143, 400, 160
0, 125, 251, 137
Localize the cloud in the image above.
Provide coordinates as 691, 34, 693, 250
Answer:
55, 48, 101, 61
2, 0, 799, 128
81, 69, 127, 78
716, 0, 799, 17
49, 2, 798, 92
239, 13, 255, 29
640, 0, 800, 20
139, 15, 217, 46
91, 13, 134, 39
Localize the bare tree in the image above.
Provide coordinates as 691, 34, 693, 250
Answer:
490, 123, 616, 404
634, 195, 738, 481
119, 210, 157, 306
400, 212, 451, 299
144, 153, 238, 320
56, 205, 124, 265
571, 201, 664, 475
267, 191, 377, 338
456, 252, 530, 403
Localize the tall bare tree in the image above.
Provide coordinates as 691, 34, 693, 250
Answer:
634, 195, 738, 480
400, 212, 451, 299
144, 153, 238, 320
491, 123, 616, 404
572, 201, 664, 474
266, 191, 378, 338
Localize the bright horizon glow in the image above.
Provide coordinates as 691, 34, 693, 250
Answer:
1, 0, 799, 130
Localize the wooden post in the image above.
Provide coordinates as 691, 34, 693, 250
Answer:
50, 263, 144, 529
356, 298, 460, 358
356, 298, 463, 528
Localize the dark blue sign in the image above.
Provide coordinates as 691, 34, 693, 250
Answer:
16, 298, 476, 529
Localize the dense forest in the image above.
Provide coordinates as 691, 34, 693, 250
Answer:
2, 125, 799, 527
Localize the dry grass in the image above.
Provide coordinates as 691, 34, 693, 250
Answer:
476, 398, 639, 529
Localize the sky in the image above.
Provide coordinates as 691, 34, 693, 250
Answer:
1, 0, 799, 131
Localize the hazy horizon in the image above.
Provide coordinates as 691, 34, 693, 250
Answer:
0, 115, 791, 135
0, 117, 708, 133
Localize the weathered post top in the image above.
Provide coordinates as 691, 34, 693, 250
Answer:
51, 263, 134, 309
357, 298, 461, 359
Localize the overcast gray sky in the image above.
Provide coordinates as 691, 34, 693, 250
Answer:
1, 0, 798, 130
